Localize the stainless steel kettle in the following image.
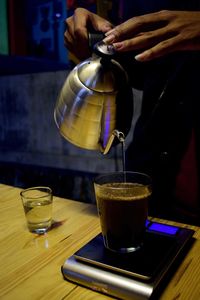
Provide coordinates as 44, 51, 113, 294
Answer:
54, 41, 133, 154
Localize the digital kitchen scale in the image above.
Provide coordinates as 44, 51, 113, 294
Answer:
62, 221, 194, 300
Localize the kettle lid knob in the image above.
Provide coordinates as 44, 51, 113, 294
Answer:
93, 41, 116, 58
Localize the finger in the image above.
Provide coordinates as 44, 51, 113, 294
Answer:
134, 35, 185, 61
65, 16, 75, 36
90, 13, 113, 32
73, 8, 112, 39
112, 26, 176, 52
64, 15, 90, 59
73, 9, 89, 40
104, 10, 172, 42
64, 29, 74, 51
64, 17, 75, 46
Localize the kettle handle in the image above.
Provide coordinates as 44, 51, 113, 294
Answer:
88, 32, 105, 49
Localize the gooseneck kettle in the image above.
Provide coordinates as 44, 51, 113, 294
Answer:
54, 40, 133, 154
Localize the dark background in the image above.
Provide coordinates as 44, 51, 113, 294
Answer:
0, 0, 126, 202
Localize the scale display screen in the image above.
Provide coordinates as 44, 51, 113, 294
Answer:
148, 222, 179, 235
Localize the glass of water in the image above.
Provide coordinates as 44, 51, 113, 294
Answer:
20, 186, 53, 234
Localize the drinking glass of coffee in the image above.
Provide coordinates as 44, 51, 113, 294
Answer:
94, 172, 152, 253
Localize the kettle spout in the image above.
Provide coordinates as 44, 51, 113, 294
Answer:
102, 130, 125, 155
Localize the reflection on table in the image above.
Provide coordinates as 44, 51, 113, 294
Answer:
0, 183, 200, 300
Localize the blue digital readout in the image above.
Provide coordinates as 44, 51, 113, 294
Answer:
145, 220, 151, 227
148, 222, 179, 235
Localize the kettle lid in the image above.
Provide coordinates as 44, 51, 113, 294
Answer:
77, 41, 128, 93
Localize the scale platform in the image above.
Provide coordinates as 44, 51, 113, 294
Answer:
62, 221, 194, 300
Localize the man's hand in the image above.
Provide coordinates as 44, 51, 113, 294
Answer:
65, 8, 113, 60
103, 10, 200, 61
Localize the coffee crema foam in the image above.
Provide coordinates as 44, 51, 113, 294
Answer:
97, 182, 151, 201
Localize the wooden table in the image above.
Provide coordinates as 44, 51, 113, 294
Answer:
0, 183, 200, 300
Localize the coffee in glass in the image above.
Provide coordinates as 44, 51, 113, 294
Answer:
94, 172, 152, 253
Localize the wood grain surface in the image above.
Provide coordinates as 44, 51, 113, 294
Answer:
0, 184, 199, 300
